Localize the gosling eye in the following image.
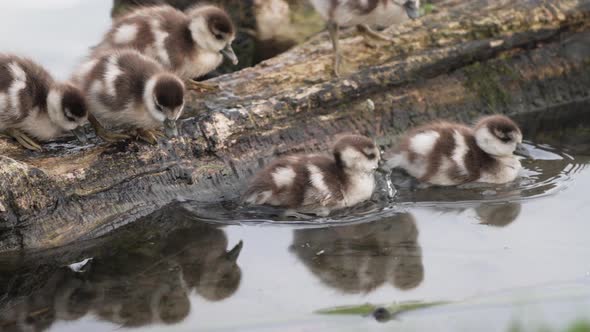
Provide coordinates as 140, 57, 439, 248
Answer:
366, 153, 376, 160
214, 33, 224, 40
499, 136, 512, 143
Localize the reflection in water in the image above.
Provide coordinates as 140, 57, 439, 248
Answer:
433, 202, 522, 227
0, 213, 242, 331
475, 202, 521, 227
291, 213, 423, 293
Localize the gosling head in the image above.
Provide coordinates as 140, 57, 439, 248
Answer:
474, 115, 523, 157
144, 73, 185, 137
47, 83, 88, 132
196, 240, 243, 301
187, 5, 238, 65
333, 134, 380, 174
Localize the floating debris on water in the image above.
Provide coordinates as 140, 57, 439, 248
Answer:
67, 258, 93, 273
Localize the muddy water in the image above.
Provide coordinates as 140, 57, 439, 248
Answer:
2, 2, 590, 332
1, 106, 589, 332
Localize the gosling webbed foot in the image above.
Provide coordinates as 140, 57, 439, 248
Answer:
99, 130, 131, 142
283, 210, 314, 220
186, 80, 219, 93
88, 114, 130, 142
356, 24, 395, 42
135, 128, 165, 145
283, 207, 331, 219
5, 128, 43, 151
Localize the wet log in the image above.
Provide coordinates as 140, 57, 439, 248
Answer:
1, 0, 590, 252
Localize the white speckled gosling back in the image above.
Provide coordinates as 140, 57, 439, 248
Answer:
385, 115, 525, 185
243, 134, 381, 217
0, 54, 87, 151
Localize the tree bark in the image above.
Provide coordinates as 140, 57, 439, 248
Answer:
1, 0, 590, 252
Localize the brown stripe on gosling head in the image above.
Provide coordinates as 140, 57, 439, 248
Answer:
154, 73, 185, 109
188, 5, 235, 37
59, 83, 88, 120
475, 115, 522, 143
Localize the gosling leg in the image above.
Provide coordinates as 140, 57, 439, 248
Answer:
328, 22, 343, 77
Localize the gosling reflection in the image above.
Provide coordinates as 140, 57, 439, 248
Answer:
0, 222, 243, 331
476, 202, 521, 227
291, 213, 423, 294
161, 227, 243, 302
434, 202, 522, 227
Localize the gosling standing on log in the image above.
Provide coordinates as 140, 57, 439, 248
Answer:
310, 0, 420, 76
77, 50, 185, 144
384, 115, 528, 185
243, 134, 381, 217
91, 4, 237, 91
0, 54, 88, 151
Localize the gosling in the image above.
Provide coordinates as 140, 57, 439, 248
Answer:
385, 115, 528, 186
309, 0, 420, 76
77, 50, 185, 144
243, 134, 380, 217
0, 54, 87, 151
91, 4, 237, 91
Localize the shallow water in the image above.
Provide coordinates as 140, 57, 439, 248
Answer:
2, 2, 590, 332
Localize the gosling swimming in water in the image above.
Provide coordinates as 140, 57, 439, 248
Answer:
243, 134, 381, 217
384, 115, 527, 185
0, 54, 88, 151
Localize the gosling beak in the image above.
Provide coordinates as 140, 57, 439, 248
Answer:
71, 127, 89, 144
225, 240, 243, 263
164, 119, 179, 138
404, 0, 420, 20
221, 44, 239, 65
514, 143, 532, 158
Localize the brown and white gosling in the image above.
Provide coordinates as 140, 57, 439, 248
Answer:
243, 134, 381, 217
92, 4, 237, 91
384, 115, 528, 186
309, 0, 420, 76
0, 54, 88, 151
77, 50, 185, 144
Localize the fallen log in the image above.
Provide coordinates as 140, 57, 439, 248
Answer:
1, 0, 589, 252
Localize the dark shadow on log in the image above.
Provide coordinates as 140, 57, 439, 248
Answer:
1, 0, 590, 252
